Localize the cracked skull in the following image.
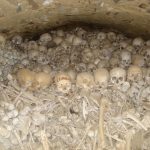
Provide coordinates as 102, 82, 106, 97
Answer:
55, 72, 72, 93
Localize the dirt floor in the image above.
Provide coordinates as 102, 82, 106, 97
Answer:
0, 26, 150, 150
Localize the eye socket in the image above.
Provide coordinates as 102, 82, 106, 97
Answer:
119, 77, 123, 81
112, 76, 116, 80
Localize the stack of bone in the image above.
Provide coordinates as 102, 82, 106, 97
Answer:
0, 27, 149, 150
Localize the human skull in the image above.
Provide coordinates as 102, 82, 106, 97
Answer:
27, 41, 38, 51
55, 72, 72, 93
76, 28, 87, 39
97, 32, 106, 41
66, 69, 77, 83
56, 30, 65, 37
132, 37, 144, 51
38, 45, 47, 53
143, 47, 150, 66
127, 65, 143, 82
60, 41, 71, 51
89, 39, 99, 49
110, 67, 126, 85
144, 68, 150, 85
76, 72, 95, 89
116, 34, 126, 41
100, 47, 112, 60
65, 34, 75, 44
72, 36, 83, 46
94, 68, 109, 87
132, 55, 145, 67
53, 36, 63, 45
12, 35, 23, 45
28, 50, 39, 60
146, 40, 150, 46
70, 50, 80, 63
107, 32, 116, 42
119, 41, 129, 50
82, 48, 94, 63
87, 63, 96, 72
120, 50, 131, 67
75, 63, 87, 72
39, 33, 52, 46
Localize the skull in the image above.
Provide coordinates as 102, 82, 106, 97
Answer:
65, 34, 75, 44
127, 65, 143, 82
132, 37, 144, 52
76, 72, 95, 89
100, 47, 112, 60
39, 33, 52, 46
75, 63, 87, 72
72, 36, 83, 46
116, 34, 126, 41
82, 48, 94, 63
38, 45, 47, 53
28, 50, 39, 60
119, 41, 129, 50
132, 55, 145, 67
12, 35, 23, 45
146, 40, 150, 46
107, 32, 116, 42
76, 27, 87, 39
97, 32, 106, 41
66, 69, 77, 83
55, 72, 72, 93
143, 68, 150, 84
53, 36, 63, 45
94, 68, 109, 88
56, 30, 65, 37
87, 63, 96, 72
110, 67, 126, 85
120, 50, 131, 68
89, 39, 99, 49
60, 41, 71, 51
143, 47, 150, 66
70, 50, 80, 63
27, 41, 38, 51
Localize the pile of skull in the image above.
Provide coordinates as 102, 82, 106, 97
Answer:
1, 27, 150, 103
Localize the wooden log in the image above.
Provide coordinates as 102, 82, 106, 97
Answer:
0, 0, 150, 38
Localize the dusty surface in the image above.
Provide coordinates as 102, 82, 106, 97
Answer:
0, 27, 149, 150
0, 0, 150, 38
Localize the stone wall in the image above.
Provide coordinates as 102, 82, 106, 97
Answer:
0, 0, 150, 38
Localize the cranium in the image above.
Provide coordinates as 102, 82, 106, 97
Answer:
76, 28, 87, 39
38, 45, 47, 53
89, 39, 99, 49
55, 72, 72, 93
132, 55, 145, 67
132, 37, 144, 51
70, 50, 80, 63
94, 68, 109, 87
39, 33, 52, 46
120, 50, 131, 68
82, 48, 94, 63
56, 30, 65, 37
75, 63, 87, 72
143, 47, 150, 66
76, 72, 95, 89
116, 34, 126, 41
72, 36, 83, 46
107, 32, 116, 42
87, 63, 96, 72
12, 35, 23, 45
97, 32, 106, 41
53, 36, 63, 45
65, 34, 75, 44
119, 41, 129, 50
110, 67, 126, 85
146, 69, 150, 84
127, 65, 143, 82
146, 40, 150, 46
28, 50, 39, 60
27, 41, 38, 51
